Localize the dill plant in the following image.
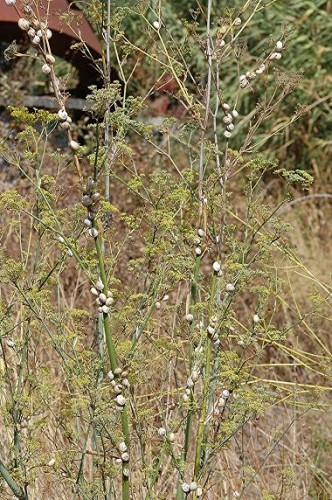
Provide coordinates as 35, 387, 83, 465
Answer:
0, 1, 331, 499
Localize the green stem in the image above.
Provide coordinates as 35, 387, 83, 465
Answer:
94, 236, 130, 499
194, 274, 217, 480
176, 256, 201, 500
0, 458, 27, 499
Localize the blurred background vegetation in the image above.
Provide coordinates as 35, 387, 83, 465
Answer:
94, 0, 331, 181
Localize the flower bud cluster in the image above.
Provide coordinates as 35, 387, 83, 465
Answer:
222, 103, 239, 140
108, 367, 130, 410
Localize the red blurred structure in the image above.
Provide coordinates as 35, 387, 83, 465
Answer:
1, 0, 105, 96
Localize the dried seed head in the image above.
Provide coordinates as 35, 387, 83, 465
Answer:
18, 18, 30, 31
155, 301, 161, 310
101, 305, 109, 314
234, 17, 241, 26
276, 40, 283, 50
5, 0, 16, 5
84, 218, 92, 227
58, 236, 65, 244
227, 123, 235, 131
191, 370, 199, 382
162, 294, 169, 301
223, 116, 232, 125
195, 247, 202, 256
224, 130, 232, 138
240, 78, 249, 88
114, 367, 123, 375
46, 29, 53, 39
222, 103, 230, 111
6, 339, 15, 348
197, 228, 205, 237
153, 20, 161, 29
253, 314, 260, 323
196, 487, 203, 497
47, 458, 56, 466
232, 109, 239, 118
106, 297, 114, 306
90, 287, 99, 296
123, 467, 130, 477
158, 427, 167, 437
27, 28, 36, 37
185, 313, 194, 323
226, 283, 235, 292
107, 370, 114, 380
182, 393, 189, 402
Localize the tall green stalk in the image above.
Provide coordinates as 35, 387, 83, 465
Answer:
95, 236, 130, 499
194, 274, 217, 481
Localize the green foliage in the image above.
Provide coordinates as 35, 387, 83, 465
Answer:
0, 1, 331, 499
